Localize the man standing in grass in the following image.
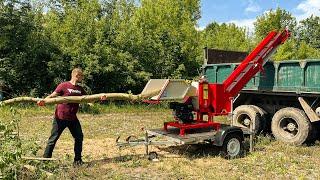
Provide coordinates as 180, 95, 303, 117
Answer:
38, 68, 92, 166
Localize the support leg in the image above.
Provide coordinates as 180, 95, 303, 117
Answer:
145, 131, 149, 155
179, 128, 185, 136
164, 123, 168, 131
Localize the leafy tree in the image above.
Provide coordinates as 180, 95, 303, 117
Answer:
272, 39, 296, 61
121, 0, 201, 79
201, 22, 252, 52
6, 0, 320, 97
44, 0, 106, 92
254, 7, 296, 41
253, 7, 320, 60
295, 41, 320, 59
297, 15, 320, 49
273, 39, 320, 61
44, 0, 155, 93
0, 0, 56, 96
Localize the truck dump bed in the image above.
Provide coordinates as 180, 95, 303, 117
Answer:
203, 59, 320, 94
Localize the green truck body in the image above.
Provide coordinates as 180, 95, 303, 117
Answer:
204, 59, 320, 94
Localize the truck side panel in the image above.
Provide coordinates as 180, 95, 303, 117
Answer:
204, 60, 320, 94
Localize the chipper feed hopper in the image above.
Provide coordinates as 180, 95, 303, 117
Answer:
117, 30, 290, 159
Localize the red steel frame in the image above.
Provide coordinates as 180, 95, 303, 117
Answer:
164, 30, 290, 136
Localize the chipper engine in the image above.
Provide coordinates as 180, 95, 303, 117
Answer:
117, 29, 290, 159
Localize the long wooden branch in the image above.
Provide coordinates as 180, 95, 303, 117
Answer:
22, 156, 57, 161
0, 89, 160, 106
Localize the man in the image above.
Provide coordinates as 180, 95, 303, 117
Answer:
38, 68, 106, 166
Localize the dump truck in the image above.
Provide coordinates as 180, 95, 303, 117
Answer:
203, 49, 320, 145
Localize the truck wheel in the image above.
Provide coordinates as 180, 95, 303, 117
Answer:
271, 107, 311, 145
232, 105, 261, 133
221, 133, 243, 159
250, 105, 267, 132
305, 121, 320, 145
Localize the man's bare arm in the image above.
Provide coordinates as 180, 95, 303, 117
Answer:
37, 92, 59, 106
45, 92, 59, 99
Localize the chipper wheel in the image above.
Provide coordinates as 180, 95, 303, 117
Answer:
271, 107, 311, 145
221, 133, 244, 159
232, 105, 265, 133
148, 151, 159, 161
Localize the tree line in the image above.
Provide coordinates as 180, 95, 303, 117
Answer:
0, 0, 319, 98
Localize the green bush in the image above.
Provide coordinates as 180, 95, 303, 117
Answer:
0, 108, 22, 179
0, 108, 59, 179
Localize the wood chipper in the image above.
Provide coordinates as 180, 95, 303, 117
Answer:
117, 29, 290, 159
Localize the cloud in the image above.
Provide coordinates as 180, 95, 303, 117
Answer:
295, 0, 320, 21
195, 26, 206, 31
245, 0, 261, 13
227, 18, 256, 33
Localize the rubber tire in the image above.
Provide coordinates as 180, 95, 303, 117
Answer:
232, 105, 261, 133
148, 151, 158, 161
271, 107, 311, 145
250, 105, 267, 133
221, 133, 244, 159
307, 121, 320, 145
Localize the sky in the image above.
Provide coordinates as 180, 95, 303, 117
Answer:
198, 0, 320, 31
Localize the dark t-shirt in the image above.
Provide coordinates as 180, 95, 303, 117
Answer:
54, 82, 86, 121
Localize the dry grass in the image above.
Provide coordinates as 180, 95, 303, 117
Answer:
2, 105, 320, 179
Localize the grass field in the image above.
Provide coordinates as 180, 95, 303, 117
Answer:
1, 104, 320, 179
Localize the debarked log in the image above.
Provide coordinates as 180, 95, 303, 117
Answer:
0, 89, 160, 106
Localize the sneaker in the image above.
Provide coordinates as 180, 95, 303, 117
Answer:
73, 159, 84, 167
